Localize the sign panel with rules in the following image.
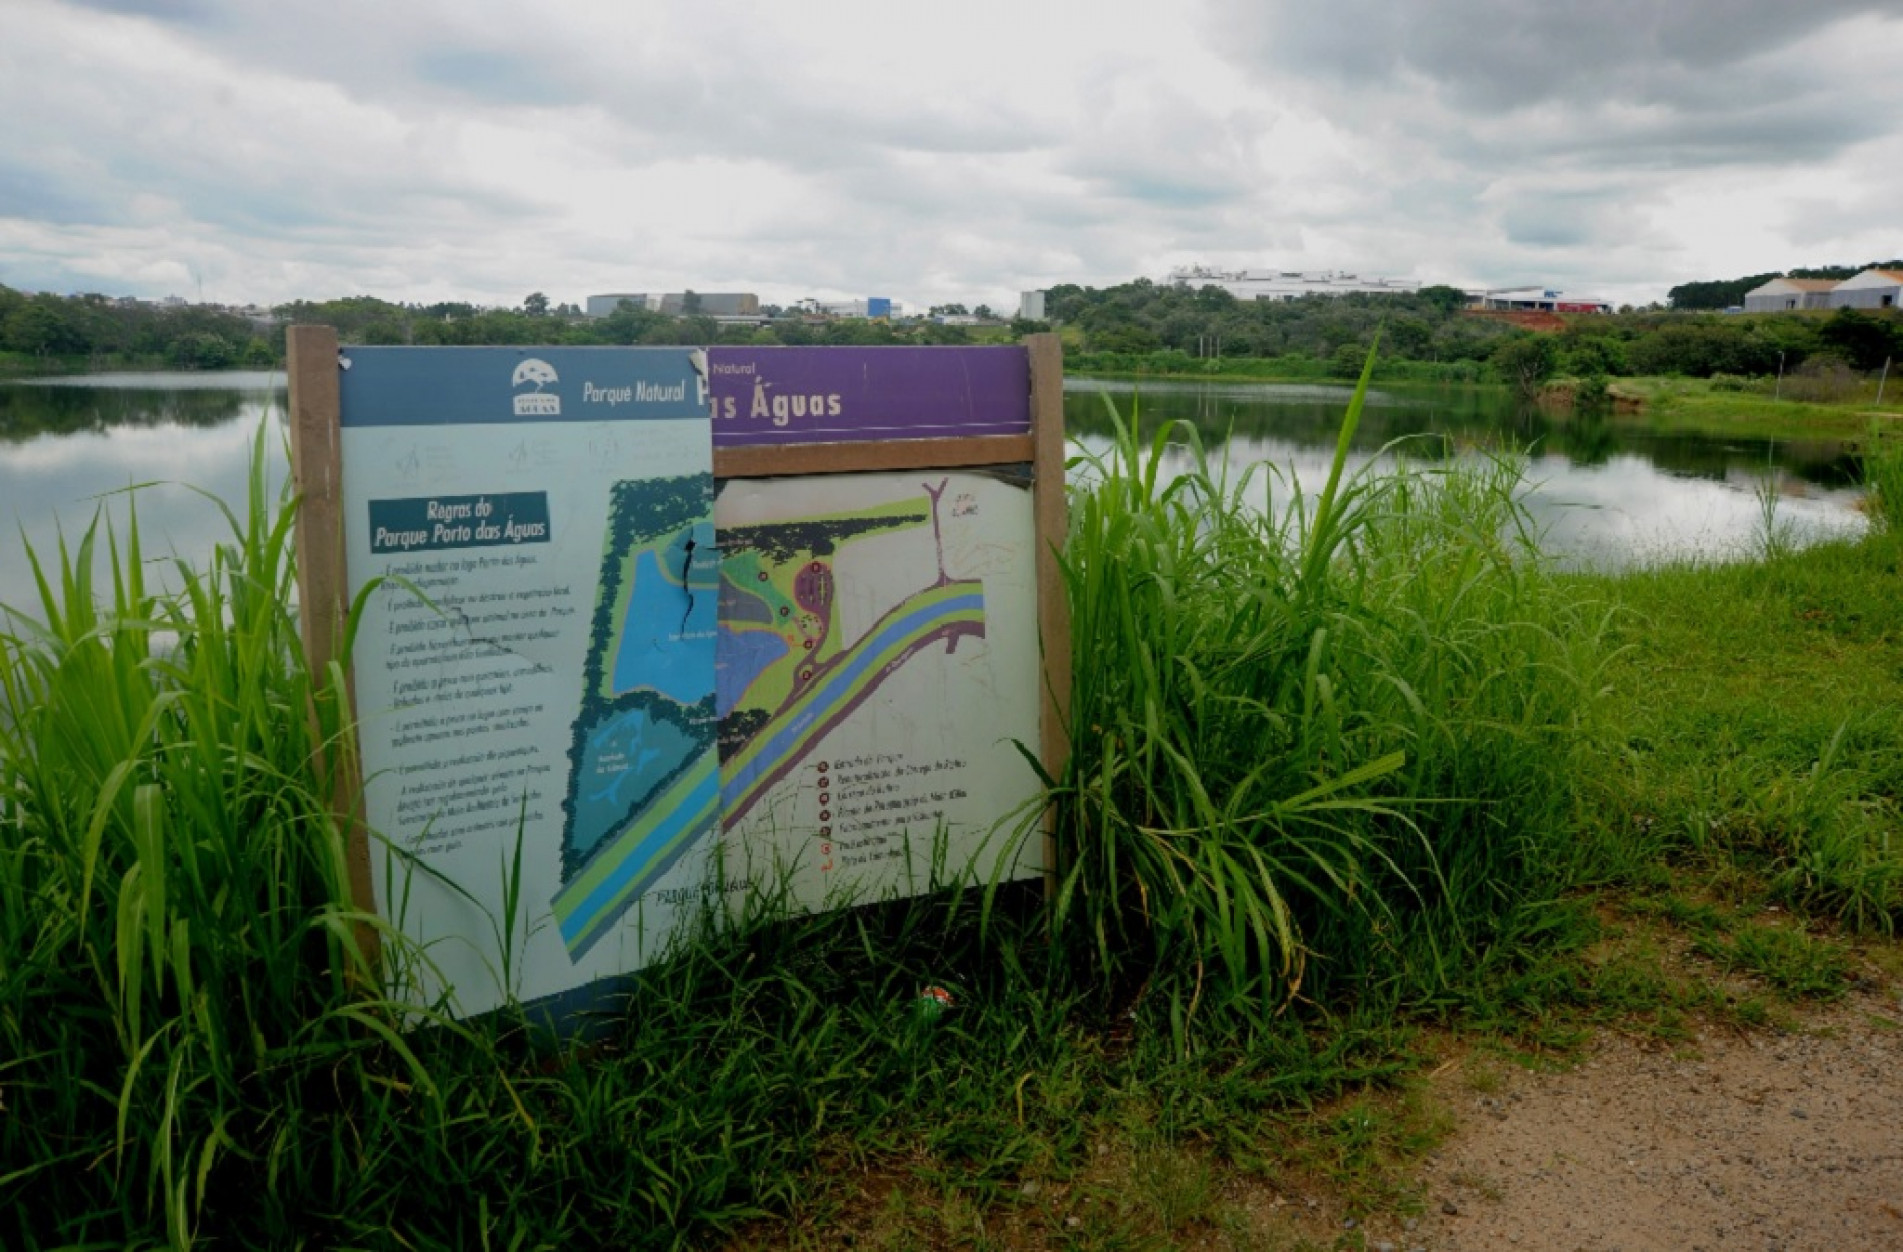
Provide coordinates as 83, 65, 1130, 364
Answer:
707, 345, 1067, 917
287, 332, 1068, 1020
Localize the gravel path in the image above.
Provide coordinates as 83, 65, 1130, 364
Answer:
1411, 997, 1903, 1252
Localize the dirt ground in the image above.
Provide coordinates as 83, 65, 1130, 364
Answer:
744, 943, 1903, 1251
1388, 994, 1903, 1252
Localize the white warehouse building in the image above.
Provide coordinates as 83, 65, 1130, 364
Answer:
1166, 266, 1420, 301
1741, 277, 1839, 313
1826, 268, 1903, 311
1740, 268, 1903, 313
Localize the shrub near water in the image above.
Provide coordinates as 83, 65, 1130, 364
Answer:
1054, 347, 1616, 1022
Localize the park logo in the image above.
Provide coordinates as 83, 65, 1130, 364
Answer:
512, 359, 561, 416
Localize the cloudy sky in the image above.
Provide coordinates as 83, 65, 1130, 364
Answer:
3, 0, 1901, 310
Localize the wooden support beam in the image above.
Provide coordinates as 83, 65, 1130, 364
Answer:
286, 325, 378, 958
1025, 333, 1071, 885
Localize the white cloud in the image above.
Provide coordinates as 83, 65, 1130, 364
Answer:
3, 0, 1902, 309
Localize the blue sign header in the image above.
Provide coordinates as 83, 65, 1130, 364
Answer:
338, 346, 708, 427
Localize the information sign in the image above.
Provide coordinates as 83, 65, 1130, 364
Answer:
715, 469, 1043, 912
288, 333, 1069, 1022
334, 346, 718, 1016
705, 345, 1030, 445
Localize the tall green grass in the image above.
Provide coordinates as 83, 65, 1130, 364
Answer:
1052, 349, 1618, 1023
0, 426, 403, 1245
0, 371, 1640, 1246
1863, 428, 1903, 533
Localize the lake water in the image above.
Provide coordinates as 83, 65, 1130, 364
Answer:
1066, 378, 1868, 569
0, 371, 1872, 614
0, 371, 289, 616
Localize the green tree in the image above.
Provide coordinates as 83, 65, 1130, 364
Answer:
1190, 284, 1238, 312
1818, 309, 1903, 372
168, 331, 236, 369
1492, 334, 1559, 393
1089, 323, 1160, 354
1329, 342, 1373, 378
1561, 334, 1626, 377
919, 322, 972, 345
594, 300, 668, 345
522, 292, 550, 317
1667, 275, 1776, 310
1383, 314, 1433, 358
3, 297, 88, 358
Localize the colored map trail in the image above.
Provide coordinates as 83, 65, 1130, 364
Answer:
551, 475, 718, 961
716, 482, 986, 826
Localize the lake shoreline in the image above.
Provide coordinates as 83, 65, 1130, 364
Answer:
1074, 366, 1903, 445
6, 360, 1896, 449
0, 371, 1875, 602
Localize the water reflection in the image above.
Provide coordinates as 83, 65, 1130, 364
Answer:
0, 373, 1875, 614
0, 371, 283, 443
1066, 379, 1868, 568
0, 374, 288, 614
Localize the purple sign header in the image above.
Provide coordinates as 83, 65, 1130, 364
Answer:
707, 346, 1030, 447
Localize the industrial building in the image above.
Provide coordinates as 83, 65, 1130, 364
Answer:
1470, 286, 1613, 314
584, 292, 760, 318
812, 297, 898, 319
1741, 277, 1838, 313
1824, 268, 1903, 311
1165, 266, 1420, 301
1740, 269, 1903, 313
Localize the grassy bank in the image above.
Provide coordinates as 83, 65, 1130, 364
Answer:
4, 373, 1901, 1248
1586, 530, 1903, 927
1591, 375, 1903, 441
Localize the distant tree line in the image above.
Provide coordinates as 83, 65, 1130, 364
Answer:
0, 286, 1012, 375
0, 284, 276, 370
281, 294, 994, 351
1046, 279, 1903, 392
5, 281, 1899, 395
1666, 260, 1903, 310
1463, 306, 1902, 398
1044, 279, 1508, 371
1545, 307, 1902, 378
